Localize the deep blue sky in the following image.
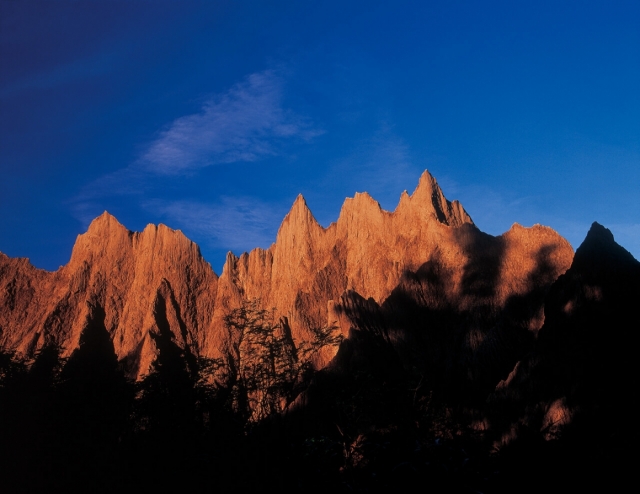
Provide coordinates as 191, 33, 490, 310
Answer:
1, 0, 638, 273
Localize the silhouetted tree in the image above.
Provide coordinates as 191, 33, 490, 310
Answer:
53, 305, 133, 491
222, 298, 342, 423
29, 343, 64, 391
0, 348, 27, 389
135, 334, 197, 438
0, 348, 28, 430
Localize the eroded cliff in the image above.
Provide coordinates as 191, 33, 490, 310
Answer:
0, 171, 573, 380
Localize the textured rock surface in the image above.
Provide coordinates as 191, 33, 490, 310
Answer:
0, 213, 218, 377
0, 171, 574, 379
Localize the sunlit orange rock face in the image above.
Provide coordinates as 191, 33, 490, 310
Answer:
0, 215, 218, 377
0, 171, 573, 379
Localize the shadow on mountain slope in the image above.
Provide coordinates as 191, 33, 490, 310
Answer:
484, 222, 640, 491
1, 223, 638, 492
331, 226, 565, 408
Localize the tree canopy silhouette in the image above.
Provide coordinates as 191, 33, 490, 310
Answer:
221, 298, 342, 423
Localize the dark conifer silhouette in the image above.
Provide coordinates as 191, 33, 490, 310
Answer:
50, 304, 132, 490
221, 298, 342, 424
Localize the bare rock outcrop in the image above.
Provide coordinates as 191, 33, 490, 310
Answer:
1, 212, 218, 377
0, 171, 574, 382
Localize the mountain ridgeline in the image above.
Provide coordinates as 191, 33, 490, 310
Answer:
0, 171, 572, 383
1, 170, 638, 491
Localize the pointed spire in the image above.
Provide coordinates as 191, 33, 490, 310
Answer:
405, 170, 473, 227
219, 250, 240, 279
280, 194, 321, 230
574, 222, 637, 265
86, 211, 121, 231
273, 193, 326, 253
290, 193, 310, 213
584, 222, 614, 244
412, 170, 439, 197
84, 211, 129, 237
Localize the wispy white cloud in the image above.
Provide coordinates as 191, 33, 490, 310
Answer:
69, 200, 103, 230
138, 69, 322, 174
144, 197, 285, 253
68, 167, 149, 226
326, 127, 421, 212
69, 68, 321, 228
442, 181, 539, 234
78, 167, 149, 199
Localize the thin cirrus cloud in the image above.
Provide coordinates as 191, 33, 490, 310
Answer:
71, 68, 321, 233
322, 128, 421, 214
70, 166, 151, 227
137, 69, 323, 174
145, 197, 286, 254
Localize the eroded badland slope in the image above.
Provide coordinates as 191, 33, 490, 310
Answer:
0, 171, 573, 382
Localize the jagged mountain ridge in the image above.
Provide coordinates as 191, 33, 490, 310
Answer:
0, 217, 218, 377
0, 171, 573, 379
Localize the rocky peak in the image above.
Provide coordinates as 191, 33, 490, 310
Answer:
67, 212, 133, 268
272, 194, 326, 269
68, 212, 205, 275
340, 190, 384, 214
134, 222, 203, 262
222, 251, 239, 276
581, 222, 615, 247
573, 222, 637, 272
277, 195, 323, 239
335, 191, 388, 238
395, 170, 473, 227
82, 211, 130, 242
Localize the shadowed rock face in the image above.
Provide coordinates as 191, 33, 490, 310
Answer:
327, 221, 574, 401
0, 171, 573, 380
488, 222, 640, 447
